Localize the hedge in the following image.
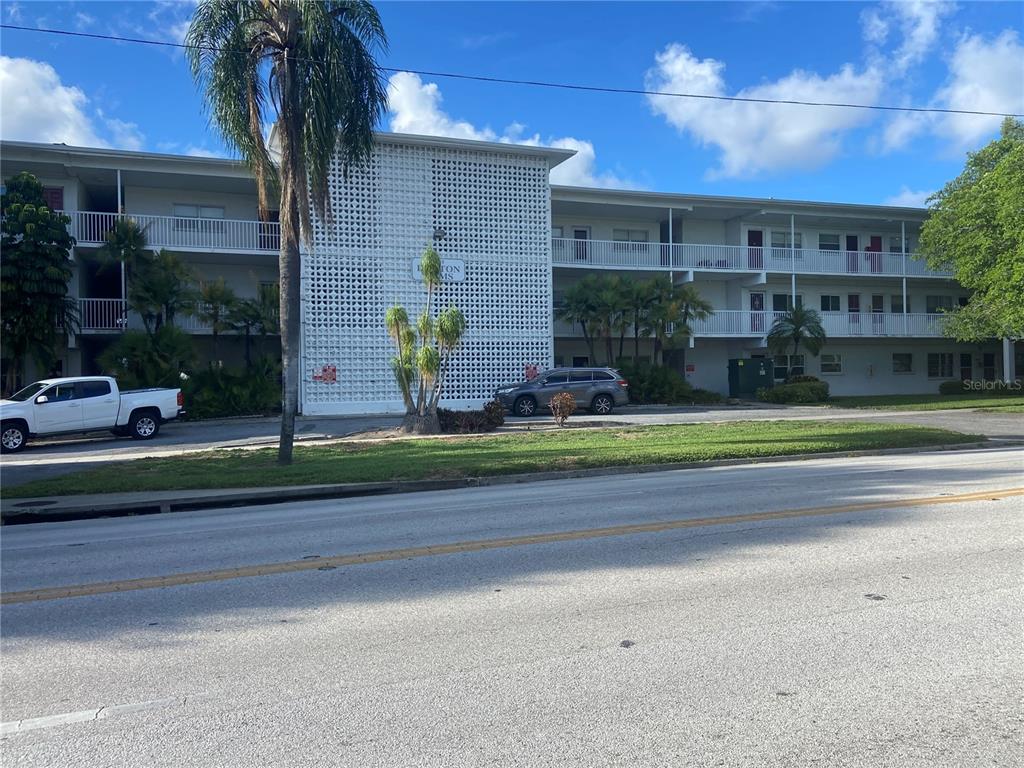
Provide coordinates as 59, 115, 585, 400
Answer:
757, 381, 830, 404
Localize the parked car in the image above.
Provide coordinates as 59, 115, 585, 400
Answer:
0, 376, 183, 453
494, 368, 629, 417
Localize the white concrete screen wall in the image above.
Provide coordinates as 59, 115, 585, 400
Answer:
300, 136, 566, 415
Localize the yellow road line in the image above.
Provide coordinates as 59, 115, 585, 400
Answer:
4, 487, 1022, 605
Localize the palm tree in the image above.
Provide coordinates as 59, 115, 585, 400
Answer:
556, 278, 600, 364
129, 249, 198, 333
627, 279, 653, 362
667, 283, 714, 373
767, 305, 828, 378
187, 1, 388, 464
640, 279, 713, 368
198, 278, 238, 365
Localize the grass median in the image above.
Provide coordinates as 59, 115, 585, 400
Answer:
828, 394, 1024, 411
4, 420, 982, 499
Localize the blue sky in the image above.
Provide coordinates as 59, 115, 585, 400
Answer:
1, 1, 1022, 206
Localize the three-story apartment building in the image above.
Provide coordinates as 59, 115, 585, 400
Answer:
1, 135, 1017, 413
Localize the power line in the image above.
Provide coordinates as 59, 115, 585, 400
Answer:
3, 22, 1022, 119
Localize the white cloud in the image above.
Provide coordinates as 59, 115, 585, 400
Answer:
5, 2, 22, 22
184, 146, 223, 158
883, 186, 934, 207
386, 71, 634, 188
0, 56, 144, 150
880, 29, 1024, 151
75, 12, 96, 30
645, 44, 884, 178
886, 1, 956, 73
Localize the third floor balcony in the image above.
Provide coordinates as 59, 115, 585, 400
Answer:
552, 238, 952, 279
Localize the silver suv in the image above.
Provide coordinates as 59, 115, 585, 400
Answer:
494, 368, 630, 417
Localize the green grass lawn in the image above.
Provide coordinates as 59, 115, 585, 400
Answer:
828, 394, 1024, 411
5, 421, 981, 498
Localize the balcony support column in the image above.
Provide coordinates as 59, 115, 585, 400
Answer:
668, 206, 673, 276
117, 169, 126, 302
1003, 338, 1016, 384
790, 214, 796, 305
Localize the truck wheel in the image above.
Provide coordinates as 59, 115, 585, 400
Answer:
1, 422, 27, 453
129, 411, 160, 440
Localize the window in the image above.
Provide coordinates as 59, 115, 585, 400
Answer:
888, 236, 905, 253
569, 372, 593, 382
820, 295, 840, 312
173, 204, 226, 232
892, 353, 913, 374
818, 233, 841, 251
42, 383, 78, 402
544, 374, 569, 385
771, 231, 803, 248
551, 226, 564, 238
820, 354, 843, 374
926, 295, 953, 313
42, 186, 64, 211
982, 352, 996, 380
891, 295, 910, 313
773, 294, 803, 312
773, 354, 804, 380
594, 371, 616, 381
612, 229, 649, 251
927, 353, 954, 378
78, 380, 111, 398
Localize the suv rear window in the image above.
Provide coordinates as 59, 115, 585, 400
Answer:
593, 371, 616, 381
545, 374, 569, 384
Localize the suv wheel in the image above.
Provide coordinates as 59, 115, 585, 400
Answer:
513, 396, 537, 417
591, 394, 614, 415
1, 422, 27, 453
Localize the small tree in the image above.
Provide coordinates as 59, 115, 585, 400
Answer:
130, 249, 198, 333
0, 172, 79, 393
385, 244, 466, 433
228, 298, 264, 368
557, 276, 600, 364
550, 391, 576, 427
198, 278, 238, 365
767, 305, 827, 378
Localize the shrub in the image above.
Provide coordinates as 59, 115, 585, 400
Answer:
437, 399, 505, 434
690, 388, 724, 405
938, 380, 967, 394
550, 391, 576, 427
785, 374, 821, 384
183, 358, 281, 419
617, 362, 691, 404
757, 381, 830, 404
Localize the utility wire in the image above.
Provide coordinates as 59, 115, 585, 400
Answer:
3, 22, 1022, 118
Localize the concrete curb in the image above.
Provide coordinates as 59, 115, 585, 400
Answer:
0, 440, 996, 525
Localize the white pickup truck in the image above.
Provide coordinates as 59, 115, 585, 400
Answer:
0, 376, 183, 453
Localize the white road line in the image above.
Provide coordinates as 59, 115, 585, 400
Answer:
1, 696, 188, 736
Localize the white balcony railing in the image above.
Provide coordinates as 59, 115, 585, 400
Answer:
78, 298, 128, 331
69, 211, 280, 253
553, 310, 946, 339
78, 299, 216, 333
551, 238, 953, 278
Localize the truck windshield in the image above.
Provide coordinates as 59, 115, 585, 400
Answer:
8, 382, 49, 402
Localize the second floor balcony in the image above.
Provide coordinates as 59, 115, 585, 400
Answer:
553, 310, 947, 339
68, 211, 281, 254
552, 238, 952, 279
77, 298, 275, 335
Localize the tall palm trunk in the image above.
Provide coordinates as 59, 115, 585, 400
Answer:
633, 310, 641, 362
277, 49, 302, 466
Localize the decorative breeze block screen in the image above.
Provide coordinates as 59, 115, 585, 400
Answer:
302, 138, 554, 415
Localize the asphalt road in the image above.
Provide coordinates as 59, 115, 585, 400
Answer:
2, 447, 1022, 766
2, 404, 1021, 488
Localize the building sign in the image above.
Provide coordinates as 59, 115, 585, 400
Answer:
412, 257, 465, 283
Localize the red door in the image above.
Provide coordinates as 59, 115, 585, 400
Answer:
747, 230, 763, 269
868, 235, 883, 273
